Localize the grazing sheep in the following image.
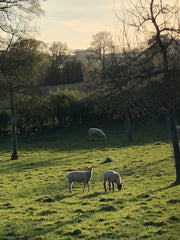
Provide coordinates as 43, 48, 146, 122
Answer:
88, 128, 107, 141
66, 166, 94, 193
103, 170, 122, 191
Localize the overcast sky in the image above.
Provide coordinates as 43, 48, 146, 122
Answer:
34, 0, 120, 50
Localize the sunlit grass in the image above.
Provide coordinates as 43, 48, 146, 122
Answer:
0, 121, 180, 239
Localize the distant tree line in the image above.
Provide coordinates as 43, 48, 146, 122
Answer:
45, 42, 84, 85
0, 31, 180, 134
0, 32, 180, 133
0, 88, 133, 133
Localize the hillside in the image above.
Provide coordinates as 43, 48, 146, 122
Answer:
0, 121, 180, 239
0, 82, 94, 108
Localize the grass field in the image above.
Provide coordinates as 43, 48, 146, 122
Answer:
0, 121, 180, 240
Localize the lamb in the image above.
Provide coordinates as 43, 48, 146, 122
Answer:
88, 128, 107, 141
103, 170, 122, 191
66, 166, 94, 193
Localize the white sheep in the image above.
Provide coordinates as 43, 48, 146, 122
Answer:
103, 170, 122, 191
88, 128, 107, 141
66, 166, 94, 193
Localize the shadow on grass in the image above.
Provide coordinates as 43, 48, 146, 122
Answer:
151, 181, 180, 194
79, 191, 104, 199
0, 122, 171, 176
0, 153, 82, 174
35, 193, 74, 203
0, 121, 170, 153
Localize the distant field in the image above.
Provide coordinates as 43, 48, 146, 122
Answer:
0, 121, 180, 240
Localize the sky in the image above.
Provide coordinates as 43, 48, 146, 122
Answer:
34, 0, 120, 50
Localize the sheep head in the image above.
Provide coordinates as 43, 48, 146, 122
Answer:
117, 183, 123, 191
85, 165, 94, 169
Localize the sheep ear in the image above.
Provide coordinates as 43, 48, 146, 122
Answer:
85, 166, 88, 168
92, 165, 95, 168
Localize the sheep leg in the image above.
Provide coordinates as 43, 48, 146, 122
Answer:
112, 183, 115, 191
87, 181, 90, 191
83, 182, 86, 192
109, 182, 111, 191
68, 182, 73, 193
104, 180, 107, 191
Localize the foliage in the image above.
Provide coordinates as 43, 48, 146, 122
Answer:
82, 57, 102, 82
0, 39, 49, 88
0, 38, 50, 159
0, 0, 44, 49
15, 95, 52, 133
45, 65, 63, 85
90, 31, 114, 68
0, 122, 179, 239
45, 56, 84, 85
115, 0, 180, 183
45, 41, 70, 85
49, 41, 69, 67
0, 0, 45, 160
49, 89, 85, 126
62, 57, 84, 84
0, 108, 10, 132
48, 88, 123, 126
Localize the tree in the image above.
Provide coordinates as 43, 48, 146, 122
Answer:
116, 0, 180, 183
0, 0, 44, 160
49, 41, 69, 68
62, 57, 84, 84
0, 0, 44, 49
49, 89, 83, 126
0, 39, 47, 159
46, 42, 70, 85
90, 31, 115, 72
0, 1, 44, 32
15, 95, 51, 132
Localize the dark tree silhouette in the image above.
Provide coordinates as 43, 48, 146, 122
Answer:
116, 0, 180, 183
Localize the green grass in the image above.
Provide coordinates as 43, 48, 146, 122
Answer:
0, 121, 180, 240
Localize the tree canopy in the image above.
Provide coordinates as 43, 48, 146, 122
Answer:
0, 0, 44, 40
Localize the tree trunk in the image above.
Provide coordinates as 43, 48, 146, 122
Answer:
125, 108, 133, 142
167, 106, 180, 184
154, 18, 180, 183
9, 83, 18, 160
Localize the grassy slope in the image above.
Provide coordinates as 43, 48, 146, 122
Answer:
0, 121, 180, 240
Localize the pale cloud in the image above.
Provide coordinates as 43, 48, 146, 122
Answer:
34, 0, 179, 49
59, 19, 114, 34
34, 0, 117, 49
35, 17, 115, 50
40, 0, 115, 22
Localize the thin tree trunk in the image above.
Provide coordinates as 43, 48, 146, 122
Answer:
152, 5, 180, 184
125, 108, 133, 141
167, 107, 180, 184
9, 83, 18, 160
